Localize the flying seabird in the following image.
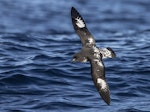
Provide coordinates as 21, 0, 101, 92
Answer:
71, 7, 116, 105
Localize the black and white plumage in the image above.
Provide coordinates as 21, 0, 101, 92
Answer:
71, 7, 116, 105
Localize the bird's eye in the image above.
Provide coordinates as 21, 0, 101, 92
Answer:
74, 56, 77, 59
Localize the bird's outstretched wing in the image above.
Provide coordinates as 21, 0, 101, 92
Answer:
71, 7, 95, 47
90, 59, 110, 105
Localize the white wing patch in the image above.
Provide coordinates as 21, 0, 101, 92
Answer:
97, 78, 107, 90
88, 38, 93, 43
75, 17, 85, 28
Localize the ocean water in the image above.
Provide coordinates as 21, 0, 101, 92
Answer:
0, 0, 150, 112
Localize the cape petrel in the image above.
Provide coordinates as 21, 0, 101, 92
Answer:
71, 7, 116, 105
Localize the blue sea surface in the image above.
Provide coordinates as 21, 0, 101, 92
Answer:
0, 0, 150, 112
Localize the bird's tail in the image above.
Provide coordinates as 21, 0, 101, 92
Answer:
99, 47, 116, 59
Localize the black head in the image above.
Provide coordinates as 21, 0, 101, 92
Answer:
72, 53, 87, 62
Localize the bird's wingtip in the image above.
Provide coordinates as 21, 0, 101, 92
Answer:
99, 90, 111, 105
71, 7, 79, 18
71, 7, 75, 10
71, 7, 76, 14
97, 81, 111, 105
104, 100, 110, 105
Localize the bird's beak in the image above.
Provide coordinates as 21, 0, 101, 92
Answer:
71, 58, 76, 62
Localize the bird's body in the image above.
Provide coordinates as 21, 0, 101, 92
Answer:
71, 7, 116, 105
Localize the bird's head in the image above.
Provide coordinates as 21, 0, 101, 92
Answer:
72, 53, 87, 62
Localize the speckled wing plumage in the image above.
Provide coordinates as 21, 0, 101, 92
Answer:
71, 7, 115, 105
90, 59, 110, 105
71, 7, 95, 47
